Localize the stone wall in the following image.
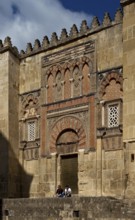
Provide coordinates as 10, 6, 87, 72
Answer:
0, 50, 20, 198
96, 23, 123, 72
123, 0, 135, 141
8, 52, 20, 198
0, 51, 9, 198
19, 53, 43, 94
1, 197, 135, 220
14, 5, 124, 198
20, 148, 125, 198
0, 0, 135, 200
122, 0, 135, 199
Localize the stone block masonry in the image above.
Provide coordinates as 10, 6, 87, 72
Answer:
1, 197, 135, 220
0, 0, 135, 202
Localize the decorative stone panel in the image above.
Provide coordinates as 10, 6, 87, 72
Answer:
41, 40, 95, 104
98, 71, 123, 101
20, 91, 40, 119
97, 70, 123, 150
55, 71, 62, 101
19, 91, 40, 160
42, 56, 94, 104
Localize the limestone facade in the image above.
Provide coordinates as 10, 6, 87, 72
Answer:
0, 0, 135, 199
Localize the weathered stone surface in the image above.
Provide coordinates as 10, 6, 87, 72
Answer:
1, 197, 135, 220
0, 0, 135, 203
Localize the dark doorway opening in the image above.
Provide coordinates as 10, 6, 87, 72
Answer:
61, 154, 78, 194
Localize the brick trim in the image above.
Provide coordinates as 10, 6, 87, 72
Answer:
99, 72, 123, 99
49, 116, 86, 153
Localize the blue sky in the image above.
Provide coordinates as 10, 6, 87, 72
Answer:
0, 0, 121, 51
60, 0, 120, 20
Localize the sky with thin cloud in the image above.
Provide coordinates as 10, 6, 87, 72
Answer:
0, 0, 120, 51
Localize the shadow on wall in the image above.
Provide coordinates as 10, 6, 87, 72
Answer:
0, 132, 33, 219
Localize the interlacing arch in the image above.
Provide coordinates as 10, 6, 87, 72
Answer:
45, 56, 92, 84
45, 56, 93, 103
80, 56, 92, 69
49, 116, 86, 153
46, 64, 63, 83
63, 61, 72, 71
99, 71, 123, 100
22, 94, 38, 109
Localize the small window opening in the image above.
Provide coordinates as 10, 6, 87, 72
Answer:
28, 121, 35, 141
108, 104, 119, 128
73, 210, 80, 217
131, 154, 134, 162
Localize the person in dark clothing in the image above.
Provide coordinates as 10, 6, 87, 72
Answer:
56, 185, 64, 197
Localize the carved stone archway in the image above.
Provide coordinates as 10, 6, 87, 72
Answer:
56, 129, 79, 154
49, 116, 86, 153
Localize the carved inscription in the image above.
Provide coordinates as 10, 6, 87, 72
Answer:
42, 40, 95, 67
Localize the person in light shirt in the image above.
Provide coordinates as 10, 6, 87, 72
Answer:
64, 185, 72, 197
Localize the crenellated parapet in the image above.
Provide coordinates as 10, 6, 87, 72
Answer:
0, 9, 123, 59
102, 12, 112, 26
0, 36, 19, 57
115, 8, 123, 22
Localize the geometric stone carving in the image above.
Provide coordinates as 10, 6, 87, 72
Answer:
82, 63, 90, 95
20, 92, 40, 150
55, 71, 62, 101
64, 68, 71, 99
24, 107, 36, 118
21, 93, 39, 119
47, 74, 54, 103
73, 66, 81, 97
99, 72, 123, 101
43, 56, 94, 103
108, 104, 119, 128
28, 121, 36, 141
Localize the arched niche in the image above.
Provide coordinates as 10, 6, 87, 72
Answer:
56, 129, 79, 154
